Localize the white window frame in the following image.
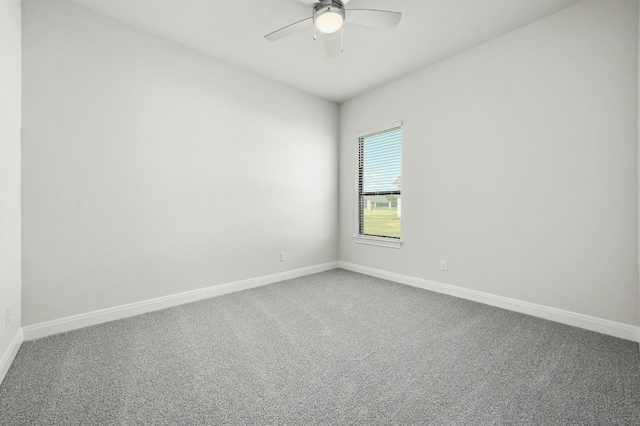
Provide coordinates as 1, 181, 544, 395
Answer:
352, 122, 403, 249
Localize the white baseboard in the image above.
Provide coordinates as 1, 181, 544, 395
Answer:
22, 262, 338, 341
18, 260, 640, 344
339, 261, 640, 343
0, 328, 23, 385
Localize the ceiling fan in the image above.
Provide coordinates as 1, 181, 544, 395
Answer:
264, 0, 402, 57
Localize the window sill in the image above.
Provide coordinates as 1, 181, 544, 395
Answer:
352, 235, 402, 249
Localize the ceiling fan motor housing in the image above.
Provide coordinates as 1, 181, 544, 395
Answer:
314, 0, 346, 34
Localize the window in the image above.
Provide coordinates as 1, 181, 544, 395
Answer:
355, 124, 402, 248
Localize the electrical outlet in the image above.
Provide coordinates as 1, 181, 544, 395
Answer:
440, 260, 448, 272
280, 252, 286, 262
5, 308, 11, 327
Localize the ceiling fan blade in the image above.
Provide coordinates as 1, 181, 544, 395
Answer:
345, 9, 402, 29
324, 30, 342, 58
265, 17, 313, 41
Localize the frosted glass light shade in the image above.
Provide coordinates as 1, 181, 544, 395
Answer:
316, 11, 344, 34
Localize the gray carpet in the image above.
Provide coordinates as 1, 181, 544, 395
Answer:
1, 269, 639, 425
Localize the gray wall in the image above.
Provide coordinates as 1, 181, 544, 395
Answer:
0, 0, 22, 370
17, 0, 640, 332
22, 0, 339, 326
340, 0, 639, 327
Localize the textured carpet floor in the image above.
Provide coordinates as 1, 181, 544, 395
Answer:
1, 269, 639, 425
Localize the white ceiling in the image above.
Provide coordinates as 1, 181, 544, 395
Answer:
67, 0, 583, 103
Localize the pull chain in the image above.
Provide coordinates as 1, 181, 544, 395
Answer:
313, 14, 317, 40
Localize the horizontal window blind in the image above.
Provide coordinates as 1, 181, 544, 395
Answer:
358, 126, 402, 239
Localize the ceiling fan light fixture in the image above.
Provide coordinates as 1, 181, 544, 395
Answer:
314, 1, 345, 34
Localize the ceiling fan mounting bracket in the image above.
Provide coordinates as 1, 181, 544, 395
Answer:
313, 0, 345, 13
